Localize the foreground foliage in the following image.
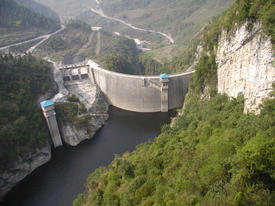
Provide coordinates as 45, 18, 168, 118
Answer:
74, 89, 275, 206
74, 1, 275, 205
0, 55, 54, 167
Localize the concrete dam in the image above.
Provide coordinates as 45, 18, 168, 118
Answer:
59, 60, 194, 112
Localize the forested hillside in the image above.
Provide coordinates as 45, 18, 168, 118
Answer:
73, 0, 275, 205
15, 0, 60, 21
0, 0, 60, 46
0, 55, 55, 167
74, 91, 275, 206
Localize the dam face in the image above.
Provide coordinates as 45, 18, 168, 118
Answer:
87, 60, 194, 112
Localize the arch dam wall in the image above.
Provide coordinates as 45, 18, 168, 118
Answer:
87, 60, 194, 112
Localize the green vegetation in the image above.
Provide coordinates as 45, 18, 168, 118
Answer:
35, 0, 234, 60
0, 54, 55, 167
8, 38, 42, 53
91, 0, 233, 43
55, 97, 90, 130
200, 0, 275, 50
74, 86, 275, 206
0, 0, 60, 46
97, 38, 142, 75
139, 41, 199, 75
73, 1, 275, 205
219, 0, 275, 44
138, 53, 167, 75
145, 0, 275, 75
190, 0, 275, 94
79, 0, 233, 60
67, 94, 80, 103
35, 19, 144, 74
34, 20, 92, 63
16, 0, 60, 21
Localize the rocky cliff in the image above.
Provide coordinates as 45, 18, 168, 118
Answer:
0, 143, 51, 199
58, 79, 109, 146
216, 22, 275, 112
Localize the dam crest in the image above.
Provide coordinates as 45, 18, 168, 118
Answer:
58, 60, 194, 113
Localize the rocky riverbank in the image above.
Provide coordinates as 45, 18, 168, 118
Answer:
0, 143, 51, 200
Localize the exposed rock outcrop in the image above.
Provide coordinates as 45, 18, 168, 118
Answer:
0, 143, 51, 199
59, 79, 109, 146
50, 60, 109, 146
216, 22, 275, 113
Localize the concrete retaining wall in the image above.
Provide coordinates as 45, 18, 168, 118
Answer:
88, 60, 194, 112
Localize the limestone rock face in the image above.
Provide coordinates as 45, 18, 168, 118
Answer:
216, 22, 275, 112
0, 144, 51, 199
60, 79, 109, 146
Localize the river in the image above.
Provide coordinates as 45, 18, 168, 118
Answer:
2, 106, 175, 206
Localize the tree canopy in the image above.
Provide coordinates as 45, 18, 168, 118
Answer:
0, 54, 54, 167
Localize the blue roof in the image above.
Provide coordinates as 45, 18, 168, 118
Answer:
40, 100, 54, 108
160, 73, 169, 79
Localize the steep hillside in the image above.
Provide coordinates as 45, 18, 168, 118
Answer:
73, 0, 275, 205
74, 92, 275, 206
190, 0, 275, 111
0, 55, 57, 198
0, 55, 55, 166
15, 0, 60, 21
0, 0, 60, 47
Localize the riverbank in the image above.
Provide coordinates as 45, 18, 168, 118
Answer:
2, 107, 174, 206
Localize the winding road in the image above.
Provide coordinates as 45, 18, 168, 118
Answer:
0, 25, 65, 53
90, 7, 174, 44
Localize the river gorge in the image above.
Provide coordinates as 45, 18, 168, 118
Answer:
2, 107, 175, 206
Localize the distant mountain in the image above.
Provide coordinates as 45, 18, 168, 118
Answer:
35, 0, 233, 44
75, 0, 233, 62
96, 0, 234, 43
15, 0, 60, 21
0, 0, 60, 46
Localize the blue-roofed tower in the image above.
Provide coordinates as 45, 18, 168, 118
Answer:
40, 100, 62, 147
